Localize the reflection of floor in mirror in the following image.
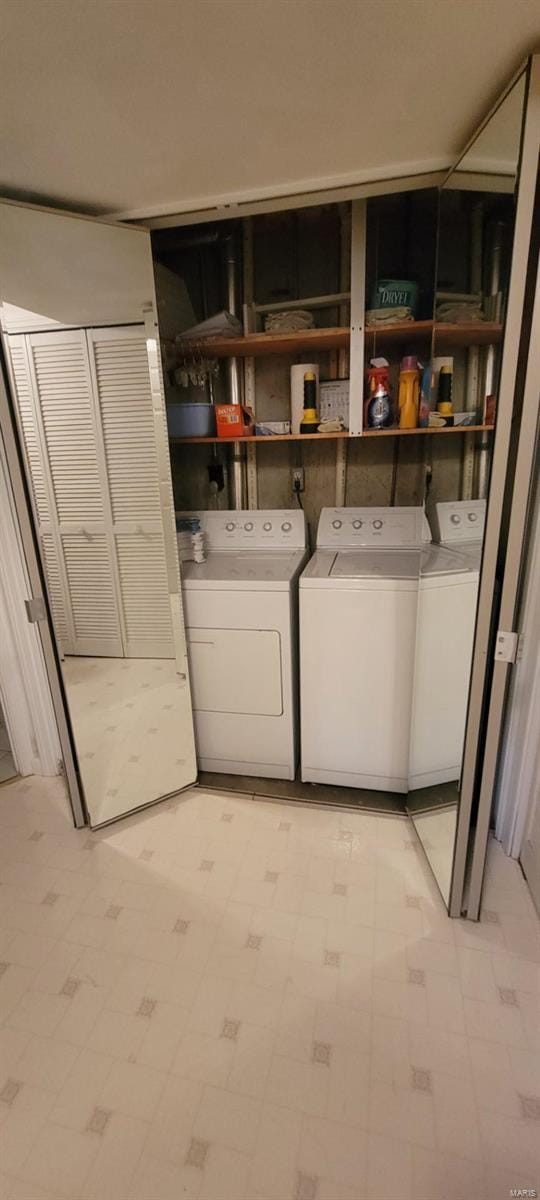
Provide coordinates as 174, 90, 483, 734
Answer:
62, 657, 196, 826
410, 806, 459, 905
407, 780, 459, 814
0, 704, 17, 783
0, 773, 538, 1200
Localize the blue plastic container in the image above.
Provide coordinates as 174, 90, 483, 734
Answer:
166, 403, 216, 438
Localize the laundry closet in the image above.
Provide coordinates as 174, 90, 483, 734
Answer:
0, 53, 538, 919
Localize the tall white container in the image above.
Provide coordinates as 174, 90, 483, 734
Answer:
290, 363, 319, 435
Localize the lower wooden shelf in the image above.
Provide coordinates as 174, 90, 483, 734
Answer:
170, 425, 494, 445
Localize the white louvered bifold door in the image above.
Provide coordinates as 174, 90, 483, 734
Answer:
23, 330, 122, 657
6, 335, 73, 653
86, 327, 175, 658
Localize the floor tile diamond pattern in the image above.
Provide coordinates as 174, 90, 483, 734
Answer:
0, 774, 538, 1200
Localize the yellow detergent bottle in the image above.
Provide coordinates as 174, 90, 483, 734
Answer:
300, 371, 320, 433
398, 355, 420, 429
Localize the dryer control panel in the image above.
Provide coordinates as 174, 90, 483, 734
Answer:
433, 500, 486, 544
317, 507, 426, 550
178, 509, 306, 551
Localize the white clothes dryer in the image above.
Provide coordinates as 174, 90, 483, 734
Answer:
178, 510, 307, 780
299, 507, 425, 793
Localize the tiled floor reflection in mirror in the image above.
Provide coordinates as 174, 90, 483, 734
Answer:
0, 776, 538, 1200
0, 705, 17, 785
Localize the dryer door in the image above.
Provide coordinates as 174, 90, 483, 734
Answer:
187, 628, 283, 715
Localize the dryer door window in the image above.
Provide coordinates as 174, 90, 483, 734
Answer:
186, 628, 283, 715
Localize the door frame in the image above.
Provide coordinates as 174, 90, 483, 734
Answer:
448, 53, 540, 918
467, 203, 540, 918
0, 432, 63, 778
0, 347, 87, 825
494, 469, 540, 858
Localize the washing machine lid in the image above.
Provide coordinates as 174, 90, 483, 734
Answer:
420, 544, 474, 577
330, 549, 421, 580
439, 540, 482, 570
181, 549, 307, 591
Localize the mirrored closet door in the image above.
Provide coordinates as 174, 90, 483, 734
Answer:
0, 201, 197, 826
407, 63, 537, 912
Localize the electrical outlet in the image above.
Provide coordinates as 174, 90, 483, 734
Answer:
292, 467, 305, 493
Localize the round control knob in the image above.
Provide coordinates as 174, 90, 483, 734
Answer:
225, 522, 235, 531
373, 519, 383, 530
468, 512, 478, 523
282, 521, 292, 532
263, 522, 272, 531
450, 514, 461, 525
244, 522, 254, 531
332, 519, 342, 529
352, 519, 363, 530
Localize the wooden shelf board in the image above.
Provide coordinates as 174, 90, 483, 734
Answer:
365, 320, 434, 342
177, 321, 502, 358
170, 431, 351, 444
361, 424, 493, 437
434, 322, 502, 347
170, 425, 494, 445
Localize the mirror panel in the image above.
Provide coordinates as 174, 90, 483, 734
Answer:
406, 74, 526, 902
0, 202, 196, 826
449, 73, 526, 190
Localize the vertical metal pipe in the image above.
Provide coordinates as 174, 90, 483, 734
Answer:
335, 204, 350, 507
242, 219, 258, 510
475, 221, 505, 498
224, 235, 245, 509
463, 203, 483, 499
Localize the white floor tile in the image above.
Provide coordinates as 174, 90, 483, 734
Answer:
298, 1113, 368, 1188
366, 1131, 414, 1200
17, 1121, 98, 1198
193, 1084, 262, 1154
0, 774, 538, 1199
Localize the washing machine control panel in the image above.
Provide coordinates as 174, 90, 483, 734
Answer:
435, 500, 486, 544
178, 509, 307, 551
317, 507, 426, 549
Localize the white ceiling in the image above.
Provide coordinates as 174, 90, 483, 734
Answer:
1, 0, 538, 221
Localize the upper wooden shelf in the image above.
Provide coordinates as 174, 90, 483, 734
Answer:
176, 321, 502, 358
170, 425, 494, 445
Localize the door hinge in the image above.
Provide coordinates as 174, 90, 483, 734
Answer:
494, 630, 519, 664
24, 597, 46, 623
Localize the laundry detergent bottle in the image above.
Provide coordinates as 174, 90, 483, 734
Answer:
398, 355, 420, 429
365, 359, 394, 429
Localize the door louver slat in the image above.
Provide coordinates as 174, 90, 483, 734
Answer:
8, 339, 50, 524
40, 533, 70, 650
92, 333, 161, 523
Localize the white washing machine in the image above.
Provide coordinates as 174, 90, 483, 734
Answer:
408, 500, 486, 791
300, 506, 425, 793
408, 541, 480, 790
431, 498, 486, 568
178, 509, 307, 780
